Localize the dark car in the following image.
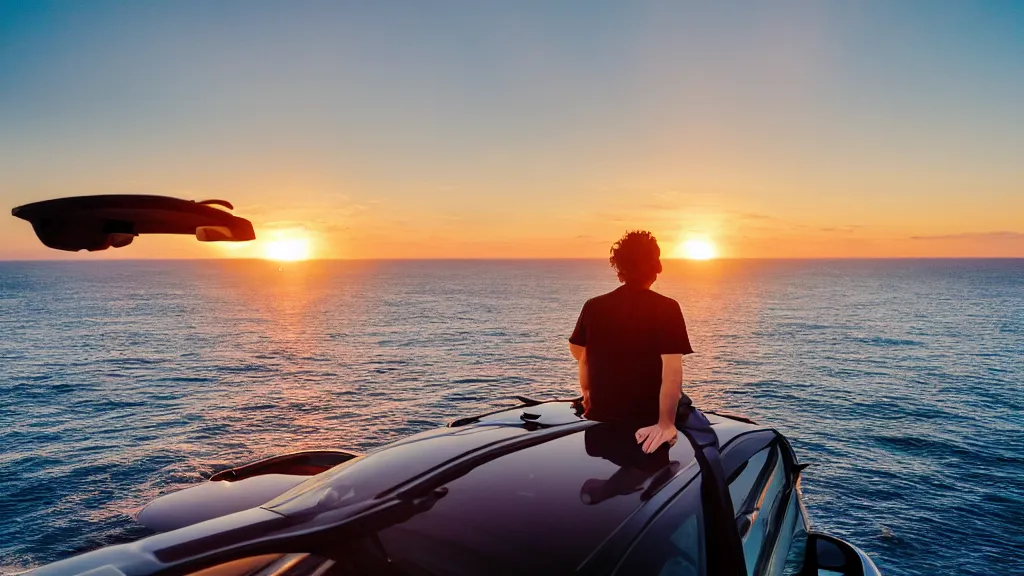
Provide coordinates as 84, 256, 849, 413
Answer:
32, 398, 880, 576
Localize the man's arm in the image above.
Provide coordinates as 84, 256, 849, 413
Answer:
569, 342, 585, 362
657, 353, 683, 425
636, 353, 682, 453
569, 343, 590, 407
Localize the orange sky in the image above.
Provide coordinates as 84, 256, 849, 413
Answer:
1, 3, 1022, 260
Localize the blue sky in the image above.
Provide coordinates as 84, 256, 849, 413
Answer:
1, 1, 1022, 258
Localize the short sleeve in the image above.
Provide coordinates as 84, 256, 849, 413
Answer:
569, 301, 589, 346
658, 300, 694, 355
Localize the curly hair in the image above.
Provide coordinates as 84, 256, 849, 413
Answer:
609, 230, 663, 286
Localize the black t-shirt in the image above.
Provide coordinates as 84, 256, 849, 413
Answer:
569, 284, 693, 425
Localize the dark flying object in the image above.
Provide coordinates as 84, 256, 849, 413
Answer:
11, 194, 256, 251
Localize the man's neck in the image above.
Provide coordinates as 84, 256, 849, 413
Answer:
622, 280, 656, 290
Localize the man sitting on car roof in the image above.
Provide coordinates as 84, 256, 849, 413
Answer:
569, 230, 694, 454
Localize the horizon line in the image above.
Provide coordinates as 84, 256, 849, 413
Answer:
2, 256, 1023, 263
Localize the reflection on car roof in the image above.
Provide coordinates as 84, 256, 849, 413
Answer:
377, 423, 700, 574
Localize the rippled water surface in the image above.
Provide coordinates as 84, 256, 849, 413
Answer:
1, 259, 1021, 575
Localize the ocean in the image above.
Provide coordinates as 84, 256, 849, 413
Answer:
0, 259, 1021, 575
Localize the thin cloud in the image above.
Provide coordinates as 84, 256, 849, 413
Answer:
820, 225, 863, 233
731, 212, 776, 222
260, 220, 312, 230
911, 231, 1024, 241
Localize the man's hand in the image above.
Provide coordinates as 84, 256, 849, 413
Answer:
570, 343, 590, 412
635, 422, 678, 454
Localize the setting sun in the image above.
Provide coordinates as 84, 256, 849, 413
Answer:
675, 239, 718, 260
263, 234, 313, 261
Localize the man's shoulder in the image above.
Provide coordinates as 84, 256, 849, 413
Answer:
646, 289, 680, 307
583, 288, 621, 307
586, 286, 680, 309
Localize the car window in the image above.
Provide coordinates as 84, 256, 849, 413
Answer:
741, 451, 786, 575
775, 494, 809, 576
614, 478, 704, 576
728, 446, 771, 516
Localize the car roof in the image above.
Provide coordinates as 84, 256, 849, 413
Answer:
262, 399, 766, 573
33, 400, 768, 576
265, 400, 761, 517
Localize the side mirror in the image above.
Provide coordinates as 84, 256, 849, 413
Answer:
803, 533, 882, 576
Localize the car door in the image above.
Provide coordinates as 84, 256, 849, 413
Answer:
608, 431, 798, 576
589, 428, 817, 576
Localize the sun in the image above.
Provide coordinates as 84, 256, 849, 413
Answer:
263, 234, 312, 261
675, 238, 718, 260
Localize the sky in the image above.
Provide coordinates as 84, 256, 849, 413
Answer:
1, 1, 1022, 259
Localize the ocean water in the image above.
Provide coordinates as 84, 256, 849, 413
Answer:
0, 259, 1021, 575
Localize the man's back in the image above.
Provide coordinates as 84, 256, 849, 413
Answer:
570, 284, 693, 425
